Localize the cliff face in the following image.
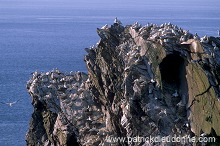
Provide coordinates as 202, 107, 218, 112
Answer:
26, 21, 220, 145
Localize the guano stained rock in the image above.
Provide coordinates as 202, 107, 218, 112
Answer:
26, 20, 220, 145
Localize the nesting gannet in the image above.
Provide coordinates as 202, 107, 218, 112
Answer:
193, 33, 200, 40
185, 123, 189, 128
132, 21, 141, 29
150, 79, 155, 83
87, 116, 92, 121
114, 17, 122, 25
0, 99, 21, 107
180, 36, 186, 42
200, 35, 209, 43
183, 30, 189, 35
32, 71, 39, 77
172, 29, 179, 36
174, 25, 178, 30
55, 68, 60, 73
101, 24, 108, 30
146, 22, 153, 27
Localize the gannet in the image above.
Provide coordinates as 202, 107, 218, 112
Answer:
173, 25, 178, 30
32, 71, 39, 77
172, 30, 179, 36
184, 30, 189, 35
180, 36, 186, 42
0, 99, 21, 107
150, 79, 156, 84
87, 116, 92, 121
132, 21, 141, 29
114, 17, 122, 25
200, 35, 209, 43
193, 33, 200, 40
101, 24, 108, 30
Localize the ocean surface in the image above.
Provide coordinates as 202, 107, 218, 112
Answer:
0, 0, 219, 145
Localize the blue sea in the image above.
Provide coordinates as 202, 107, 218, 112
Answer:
0, 0, 219, 145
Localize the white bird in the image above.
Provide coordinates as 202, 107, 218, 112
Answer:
180, 36, 186, 42
101, 24, 108, 30
150, 79, 155, 83
200, 35, 209, 43
87, 116, 92, 121
0, 99, 21, 107
114, 17, 122, 25
32, 71, 39, 77
193, 33, 200, 40
132, 21, 141, 29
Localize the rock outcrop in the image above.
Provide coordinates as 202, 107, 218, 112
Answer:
26, 20, 220, 145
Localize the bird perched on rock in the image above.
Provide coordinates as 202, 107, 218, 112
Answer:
114, 17, 122, 25
101, 24, 108, 30
0, 99, 21, 107
200, 35, 209, 43
193, 33, 200, 40
132, 21, 141, 29
31, 71, 39, 77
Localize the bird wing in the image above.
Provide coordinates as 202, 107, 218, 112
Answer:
11, 99, 21, 104
0, 101, 7, 104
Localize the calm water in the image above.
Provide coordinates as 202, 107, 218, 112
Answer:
0, 0, 219, 145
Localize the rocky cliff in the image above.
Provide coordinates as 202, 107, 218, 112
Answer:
26, 20, 220, 145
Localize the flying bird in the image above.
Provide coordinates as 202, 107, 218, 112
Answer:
0, 99, 21, 107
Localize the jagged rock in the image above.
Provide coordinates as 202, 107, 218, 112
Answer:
26, 20, 220, 145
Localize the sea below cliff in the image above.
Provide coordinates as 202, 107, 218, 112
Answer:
0, 0, 220, 145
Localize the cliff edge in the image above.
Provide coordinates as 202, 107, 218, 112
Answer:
26, 20, 220, 145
